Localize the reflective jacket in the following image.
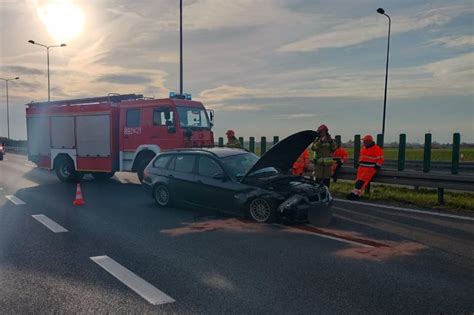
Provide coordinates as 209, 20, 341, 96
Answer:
292, 149, 310, 175
333, 147, 349, 164
359, 143, 384, 168
311, 136, 337, 165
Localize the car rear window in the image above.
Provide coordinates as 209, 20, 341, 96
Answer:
173, 155, 195, 173
153, 155, 172, 169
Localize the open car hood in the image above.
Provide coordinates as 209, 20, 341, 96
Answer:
242, 130, 317, 182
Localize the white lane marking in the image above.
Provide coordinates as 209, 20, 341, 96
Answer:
5, 195, 26, 205
334, 198, 474, 222
273, 224, 373, 248
24, 163, 36, 168
90, 255, 175, 305
32, 215, 68, 233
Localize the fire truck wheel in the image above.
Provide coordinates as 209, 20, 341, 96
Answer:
92, 172, 115, 181
137, 158, 153, 183
153, 184, 172, 207
55, 157, 77, 183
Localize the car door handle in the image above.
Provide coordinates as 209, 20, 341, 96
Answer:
167, 174, 174, 178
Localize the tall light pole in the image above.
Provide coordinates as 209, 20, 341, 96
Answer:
0, 77, 20, 139
28, 40, 66, 102
377, 7, 391, 146
179, 0, 183, 95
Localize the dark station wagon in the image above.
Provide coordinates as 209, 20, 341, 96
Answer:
142, 130, 333, 225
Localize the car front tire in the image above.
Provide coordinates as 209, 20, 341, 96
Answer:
153, 184, 172, 207
248, 198, 275, 223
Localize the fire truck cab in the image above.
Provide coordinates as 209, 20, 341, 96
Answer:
26, 93, 214, 182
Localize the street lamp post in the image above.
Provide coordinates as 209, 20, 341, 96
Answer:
0, 77, 20, 139
377, 7, 391, 146
179, 0, 183, 95
28, 40, 66, 102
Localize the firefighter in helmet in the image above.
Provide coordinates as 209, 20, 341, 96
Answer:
311, 124, 337, 187
347, 135, 384, 200
226, 130, 242, 149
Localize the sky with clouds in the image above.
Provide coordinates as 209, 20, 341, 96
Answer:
0, 0, 473, 143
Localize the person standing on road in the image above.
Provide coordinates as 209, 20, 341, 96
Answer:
347, 135, 384, 200
225, 130, 242, 149
332, 144, 349, 182
311, 124, 337, 187
292, 148, 310, 176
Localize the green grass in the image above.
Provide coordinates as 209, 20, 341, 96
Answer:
330, 180, 474, 211
248, 147, 474, 161
343, 148, 474, 161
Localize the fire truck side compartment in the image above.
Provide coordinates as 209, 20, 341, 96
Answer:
51, 116, 75, 149
27, 117, 51, 156
76, 115, 111, 157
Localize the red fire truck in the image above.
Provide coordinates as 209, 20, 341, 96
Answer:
26, 93, 214, 182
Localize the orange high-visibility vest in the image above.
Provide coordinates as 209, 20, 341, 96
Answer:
333, 147, 349, 164
359, 144, 384, 168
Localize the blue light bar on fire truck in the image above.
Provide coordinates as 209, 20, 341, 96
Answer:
169, 92, 192, 100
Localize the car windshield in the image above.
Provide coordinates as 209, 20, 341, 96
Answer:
176, 106, 210, 129
221, 152, 279, 180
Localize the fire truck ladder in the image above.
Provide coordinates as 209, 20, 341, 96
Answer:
27, 93, 144, 107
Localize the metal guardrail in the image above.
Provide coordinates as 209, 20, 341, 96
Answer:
5, 146, 28, 155
336, 167, 474, 204
347, 159, 474, 174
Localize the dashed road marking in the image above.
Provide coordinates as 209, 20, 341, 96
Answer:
334, 198, 474, 222
32, 215, 68, 233
90, 255, 175, 305
5, 195, 26, 205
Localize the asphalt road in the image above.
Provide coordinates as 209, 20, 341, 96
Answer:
1, 154, 473, 314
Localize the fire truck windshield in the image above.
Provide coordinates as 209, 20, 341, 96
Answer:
177, 106, 210, 129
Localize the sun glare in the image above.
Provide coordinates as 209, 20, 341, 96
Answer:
37, 0, 85, 42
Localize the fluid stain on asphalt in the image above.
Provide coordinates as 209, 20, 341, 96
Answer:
335, 241, 427, 262
160, 218, 268, 236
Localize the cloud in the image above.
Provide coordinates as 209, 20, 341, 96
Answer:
96, 74, 153, 85
427, 35, 474, 48
207, 103, 266, 111
278, 5, 473, 52
0, 65, 45, 76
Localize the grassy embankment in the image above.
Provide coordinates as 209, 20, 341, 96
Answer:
329, 180, 474, 212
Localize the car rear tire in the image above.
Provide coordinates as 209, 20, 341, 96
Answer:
0, 154, 3, 161
248, 198, 275, 223
153, 184, 172, 207
92, 172, 115, 181
56, 157, 78, 183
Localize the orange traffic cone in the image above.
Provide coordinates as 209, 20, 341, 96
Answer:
73, 183, 85, 206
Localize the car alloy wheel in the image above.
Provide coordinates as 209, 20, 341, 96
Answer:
249, 198, 273, 223
154, 185, 170, 207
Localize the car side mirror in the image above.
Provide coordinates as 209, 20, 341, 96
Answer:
167, 125, 176, 134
